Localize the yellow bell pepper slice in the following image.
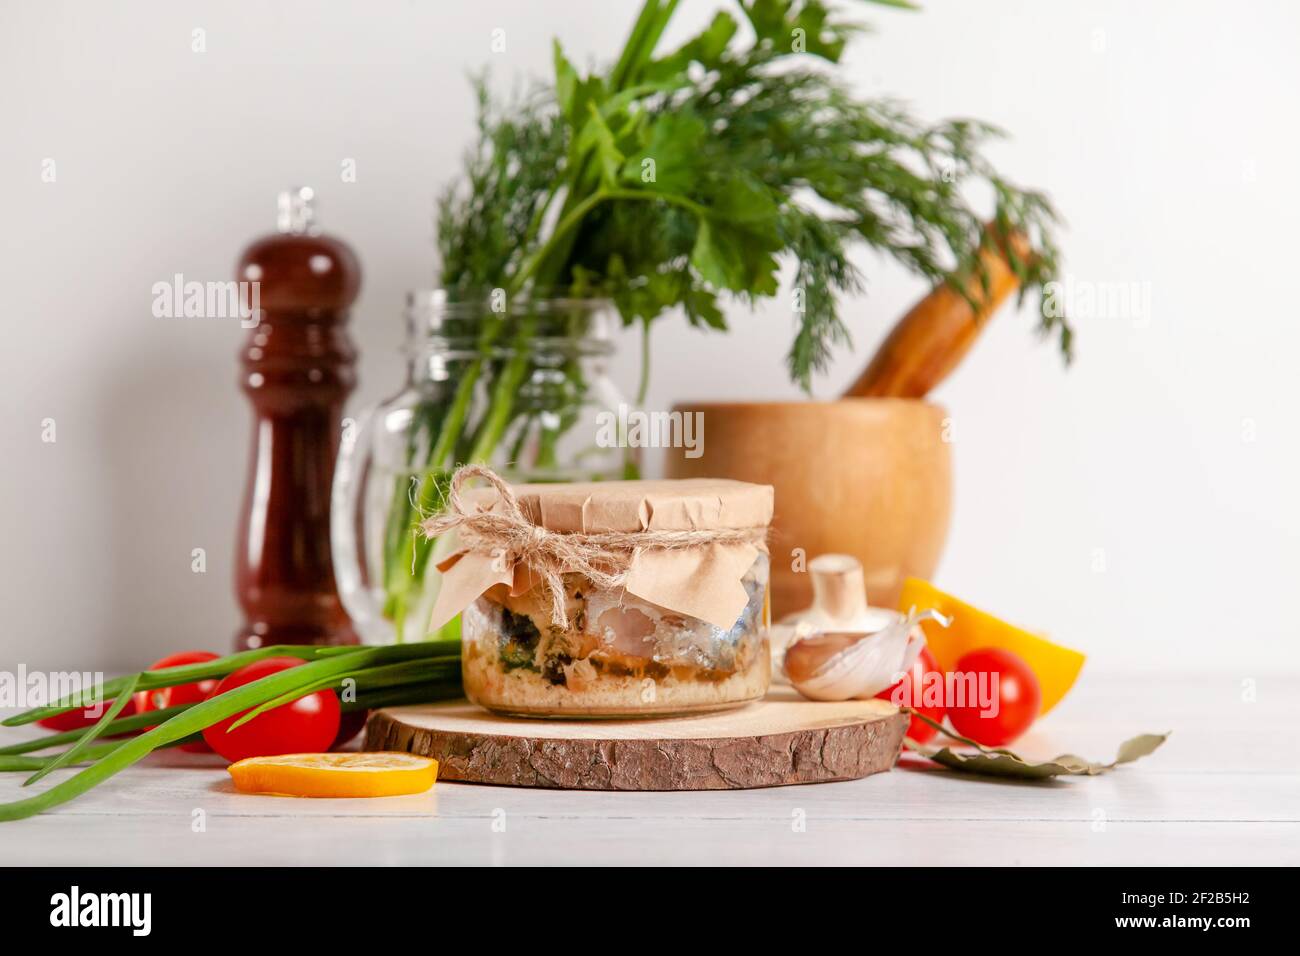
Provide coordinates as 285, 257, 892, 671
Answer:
898, 578, 1084, 716
228, 752, 438, 798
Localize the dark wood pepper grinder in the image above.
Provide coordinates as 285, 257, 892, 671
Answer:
233, 187, 359, 650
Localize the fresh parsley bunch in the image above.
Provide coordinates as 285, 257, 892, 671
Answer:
437, 0, 1071, 391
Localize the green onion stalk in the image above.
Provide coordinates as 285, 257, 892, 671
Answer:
0, 642, 461, 821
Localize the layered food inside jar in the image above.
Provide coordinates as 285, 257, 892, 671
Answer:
425, 474, 776, 718
462, 555, 770, 717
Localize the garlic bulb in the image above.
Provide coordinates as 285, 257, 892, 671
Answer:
770, 554, 904, 682
785, 608, 951, 702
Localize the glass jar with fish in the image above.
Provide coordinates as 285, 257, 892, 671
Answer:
423, 474, 775, 717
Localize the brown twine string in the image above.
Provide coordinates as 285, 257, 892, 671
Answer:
421, 464, 767, 629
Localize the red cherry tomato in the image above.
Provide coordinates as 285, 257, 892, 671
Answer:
876, 645, 944, 743
134, 650, 222, 753
332, 709, 368, 750
37, 698, 136, 732
202, 657, 340, 762
946, 647, 1041, 746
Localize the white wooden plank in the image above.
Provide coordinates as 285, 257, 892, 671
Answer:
6, 814, 1296, 866
2, 670, 1296, 865
5, 762, 1296, 824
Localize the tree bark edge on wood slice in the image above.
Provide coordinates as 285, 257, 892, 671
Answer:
364, 696, 908, 791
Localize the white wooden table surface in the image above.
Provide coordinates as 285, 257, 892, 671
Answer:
4, 671, 1297, 866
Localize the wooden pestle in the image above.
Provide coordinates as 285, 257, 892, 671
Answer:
844, 227, 1031, 399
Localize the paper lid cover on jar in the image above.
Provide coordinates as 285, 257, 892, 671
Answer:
424, 471, 774, 632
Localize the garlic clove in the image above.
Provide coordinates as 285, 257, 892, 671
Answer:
785, 609, 951, 702
783, 631, 864, 685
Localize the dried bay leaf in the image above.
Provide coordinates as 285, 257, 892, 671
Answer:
902, 710, 1169, 780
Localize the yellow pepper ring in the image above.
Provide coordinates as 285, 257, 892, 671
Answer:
228, 752, 438, 798
898, 578, 1085, 716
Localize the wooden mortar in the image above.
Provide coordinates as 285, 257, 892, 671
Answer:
665, 227, 1028, 617
665, 399, 951, 617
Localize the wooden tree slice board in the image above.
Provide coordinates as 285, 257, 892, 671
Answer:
364, 689, 907, 791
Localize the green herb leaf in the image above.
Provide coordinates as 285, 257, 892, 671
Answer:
620, 110, 707, 193
645, 11, 739, 80
902, 710, 1170, 779
691, 217, 781, 295
741, 0, 861, 62
553, 40, 579, 124
576, 106, 624, 190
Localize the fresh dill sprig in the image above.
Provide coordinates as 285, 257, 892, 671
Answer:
436, 0, 1071, 391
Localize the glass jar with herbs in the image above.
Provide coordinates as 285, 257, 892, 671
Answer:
331, 291, 634, 644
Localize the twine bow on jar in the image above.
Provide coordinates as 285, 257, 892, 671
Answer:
420, 464, 768, 629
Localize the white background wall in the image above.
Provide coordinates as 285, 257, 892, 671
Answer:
2, 0, 1297, 674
